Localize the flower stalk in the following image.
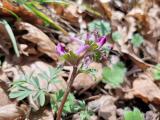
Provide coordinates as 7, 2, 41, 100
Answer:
56, 66, 78, 120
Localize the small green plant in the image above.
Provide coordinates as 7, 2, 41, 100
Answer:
153, 64, 160, 80
124, 108, 144, 120
55, 30, 109, 120
51, 90, 92, 119
112, 31, 122, 42
9, 67, 61, 106
76, 101, 93, 120
88, 20, 111, 36
131, 33, 144, 47
51, 90, 78, 115
102, 62, 126, 87
9, 66, 92, 120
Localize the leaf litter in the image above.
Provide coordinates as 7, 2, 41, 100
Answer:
0, 0, 160, 120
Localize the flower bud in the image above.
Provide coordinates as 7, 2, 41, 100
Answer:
97, 36, 107, 48
56, 43, 66, 55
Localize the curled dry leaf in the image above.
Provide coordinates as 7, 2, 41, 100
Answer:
0, 104, 27, 120
123, 51, 152, 70
0, 1, 43, 25
16, 22, 59, 61
88, 96, 117, 120
63, 4, 79, 24
72, 62, 103, 90
129, 73, 160, 105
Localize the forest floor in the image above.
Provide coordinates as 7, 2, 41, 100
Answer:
0, 0, 160, 120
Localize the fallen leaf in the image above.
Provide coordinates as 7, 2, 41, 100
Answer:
123, 51, 152, 70
131, 73, 160, 105
15, 22, 59, 61
73, 62, 103, 90
0, 1, 43, 25
88, 96, 117, 120
0, 104, 27, 120
0, 87, 11, 107
72, 73, 94, 90
63, 4, 79, 23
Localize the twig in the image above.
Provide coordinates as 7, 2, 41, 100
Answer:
56, 66, 78, 120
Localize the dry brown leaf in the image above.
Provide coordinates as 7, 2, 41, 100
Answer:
0, 87, 11, 107
63, 4, 79, 23
15, 22, 59, 61
88, 96, 117, 120
72, 62, 103, 90
123, 51, 152, 70
97, 1, 112, 20
0, 1, 43, 25
131, 73, 160, 105
72, 73, 94, 90
0, 104, 27, 120
52, 4, 64, 16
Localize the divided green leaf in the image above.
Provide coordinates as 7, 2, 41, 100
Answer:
112, 31, 122, 42
124, 108, 144, 120
88, 20, 111, 36
131, 33, 144, 47
38, 90, 45, 106
103, 62, 126, 87
9, 66, 61, 107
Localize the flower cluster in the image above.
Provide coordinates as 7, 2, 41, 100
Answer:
56, 34, 107, 57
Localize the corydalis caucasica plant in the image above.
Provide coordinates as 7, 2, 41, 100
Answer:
9, 66, 91, 119
9, 67, 61, 107
55, 32, 108, 120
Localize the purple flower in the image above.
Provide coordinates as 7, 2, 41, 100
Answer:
56, 43, 66, 55
97, 36, 107, 48
75, 45, 90, 55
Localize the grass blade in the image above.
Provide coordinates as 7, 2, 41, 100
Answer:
1, 20, 20, 57
24, 2, 68, 35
